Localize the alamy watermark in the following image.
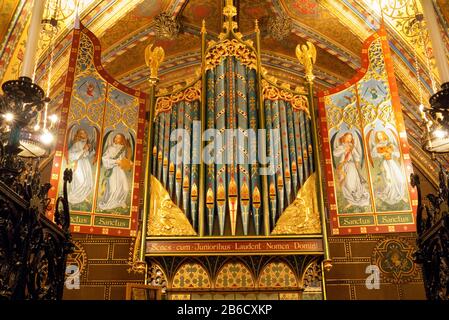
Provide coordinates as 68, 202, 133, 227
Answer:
365, 265, 380, 290
65, 265, 80, 290
168, 121, 282, 175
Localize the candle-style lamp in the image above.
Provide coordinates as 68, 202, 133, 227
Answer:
0, 0, 52, 184
420, 0, 449, 153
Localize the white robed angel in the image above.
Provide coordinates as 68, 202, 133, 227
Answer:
67, 128, 96, 205
333, 131, 370, 210
98, 133, 133, 211
370, 130, 407, 205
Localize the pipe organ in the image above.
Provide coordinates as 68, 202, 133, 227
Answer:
146, 4, 324, 239
151, 66, 314, 236
140, 0, 329, 299
38, 0, 426, 301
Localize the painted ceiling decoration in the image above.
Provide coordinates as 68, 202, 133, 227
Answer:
1, 0, 448, 184
0, 0, 22, 57
0, 0, 31, 82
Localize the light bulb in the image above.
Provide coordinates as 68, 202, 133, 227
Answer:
48, 114, 58, 124
34, 124, 40, 131
3, 113, 14, 122
40, 130, 54, 145
433, 129, 448, 139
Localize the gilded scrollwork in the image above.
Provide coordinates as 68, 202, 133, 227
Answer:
77, 32, 95, 71
205, 39, 257, 71
155, 81, 201, 117
325, 102, 344, 130
366, 0, 429, 49
147, 263, 167, 294
262, 79, 309, 115
271, 174, 321, 235
302, 260, 322, 291
366, 39, 386, 79
147, 176, 196, 236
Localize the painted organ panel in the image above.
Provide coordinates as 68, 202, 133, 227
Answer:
48, 25, 147, 237
318, 28, 417, 236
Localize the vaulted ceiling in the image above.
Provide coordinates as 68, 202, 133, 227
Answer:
0, 0, 448, 184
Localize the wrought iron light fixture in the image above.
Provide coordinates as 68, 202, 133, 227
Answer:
0, 0, 74, 302
0, 77, 49, 182
421, 83, 449, 153
418, 0, 449, 153
0, 0, 61, 182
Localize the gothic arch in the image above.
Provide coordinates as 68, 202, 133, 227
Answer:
258, 260, 298, 288
171, 261, 211, 289
215, 261, 255, 289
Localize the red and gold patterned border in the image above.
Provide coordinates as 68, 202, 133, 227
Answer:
47, 24, 147, 237
317, 27, 417, 236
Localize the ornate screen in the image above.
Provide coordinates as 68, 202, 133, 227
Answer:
48, 24, 147, 237
318, 28, 417, 236
146, 5, 322, 241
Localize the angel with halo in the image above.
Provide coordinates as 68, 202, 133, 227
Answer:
368, 130, 407, 206
66, 125, 99, 206
97, 131, 134, 211
332, 131, 370, 211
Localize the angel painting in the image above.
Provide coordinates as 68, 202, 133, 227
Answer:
66, 124, 100, 211
97, 130, 135, 213
77, 77, 102, 102
332, 130, 371, 212
368, 129, 408, 209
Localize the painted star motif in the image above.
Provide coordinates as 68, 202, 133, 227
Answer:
374, 239, 415, 283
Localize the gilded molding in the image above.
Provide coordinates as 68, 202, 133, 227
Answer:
155, 81, 201, 117
272, 174, 321, 235
147, 175, 196, 236
127, 229, 146, 274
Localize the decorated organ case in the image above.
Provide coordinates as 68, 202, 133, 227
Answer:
144, 1, 326, 248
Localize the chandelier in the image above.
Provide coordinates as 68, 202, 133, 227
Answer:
0, 0, 61, 184
417, 0, 449, 153
421, 84, 449, 153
